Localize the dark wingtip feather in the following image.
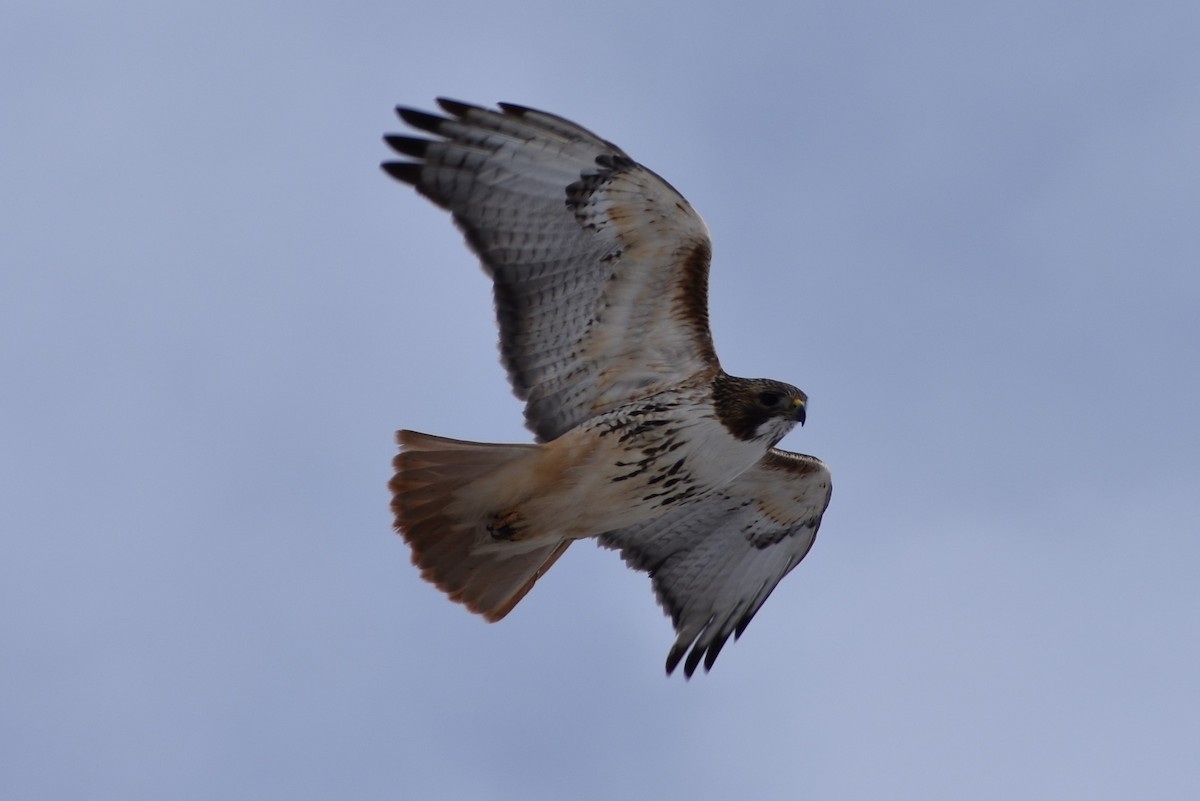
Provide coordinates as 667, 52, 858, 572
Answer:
665, 643, 687, 677
383, 134, 429, 158
396, 106, 447, 134
703, 632, 733, 673
683, 646, 705, 679
380, 161, 421, 185
497, 101, 532, 116
435, 97, 480, 118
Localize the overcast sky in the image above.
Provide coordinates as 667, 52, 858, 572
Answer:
3, 1, 1199, 798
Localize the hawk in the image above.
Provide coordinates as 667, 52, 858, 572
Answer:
383, 99, 832, 677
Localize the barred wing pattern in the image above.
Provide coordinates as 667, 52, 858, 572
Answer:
384, 99, 836, 677
600, 450, 832, 677
383, 99, 719, 442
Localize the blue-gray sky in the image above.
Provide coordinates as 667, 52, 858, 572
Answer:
3, 1, 1199, 798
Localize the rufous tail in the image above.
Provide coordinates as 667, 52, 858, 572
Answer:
390, 430, 570, 620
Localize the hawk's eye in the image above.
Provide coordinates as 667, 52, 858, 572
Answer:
758, 391, 781, 407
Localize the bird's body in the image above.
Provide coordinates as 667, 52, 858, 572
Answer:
409, 378, 788, 542
383, 99, 832, 676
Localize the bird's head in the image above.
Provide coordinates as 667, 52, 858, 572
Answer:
712, 374, 808, 445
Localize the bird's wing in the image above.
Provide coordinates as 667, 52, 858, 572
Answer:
599, 449, 832, 677
383, 99, 719, 442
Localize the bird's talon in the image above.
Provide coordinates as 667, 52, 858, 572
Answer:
487, 509, 523, 540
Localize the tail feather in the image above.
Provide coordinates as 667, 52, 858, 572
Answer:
390, 430, 570, 620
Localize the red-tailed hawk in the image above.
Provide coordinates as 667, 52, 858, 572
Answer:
383, 99, 832, 677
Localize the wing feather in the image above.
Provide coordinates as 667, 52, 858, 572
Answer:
383, 99, 719, 441
599, 449, 832, 677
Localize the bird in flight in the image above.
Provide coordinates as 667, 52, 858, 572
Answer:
382, 99, 832, 677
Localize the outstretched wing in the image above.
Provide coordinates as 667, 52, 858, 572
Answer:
599, 449, 832, 677
382, 99, 719, 442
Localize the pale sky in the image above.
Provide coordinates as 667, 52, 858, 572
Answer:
3, 1, 1199, 798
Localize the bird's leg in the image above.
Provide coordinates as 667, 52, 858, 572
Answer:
486, 508, 525, 540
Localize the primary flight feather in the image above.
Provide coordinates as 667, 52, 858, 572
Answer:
383, 99, 832, 677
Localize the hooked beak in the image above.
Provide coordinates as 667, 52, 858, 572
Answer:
792, 398, 806, 426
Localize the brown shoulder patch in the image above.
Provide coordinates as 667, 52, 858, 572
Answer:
676, 240, 718, 367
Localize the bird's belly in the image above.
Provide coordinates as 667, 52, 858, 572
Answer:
526, 411, 766, 538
